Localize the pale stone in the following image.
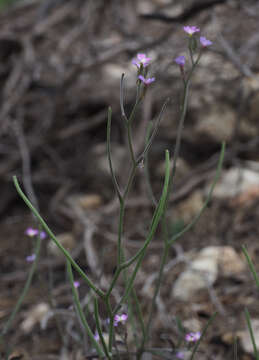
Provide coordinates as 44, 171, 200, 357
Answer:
72, 193, 102, 210
172, 246, 245, 301
21, 303, 50, 333
177, 190, 204, 223
218, 246, 246, 275
240, 319, 259, 354
211, 167, 259, 199
173, 247, 219, 300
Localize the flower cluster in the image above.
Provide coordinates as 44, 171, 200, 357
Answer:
114, 313, 128, 326
132, 52, 155, 87
183, 26, 200, 35
25, 227, 46, 239
132, 53, 151, 68
26, 254, 36, 262
174, 26, 212, 70
138, 75, 155, 85
185, 331, 201, 343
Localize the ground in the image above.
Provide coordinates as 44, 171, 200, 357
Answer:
1, 0, 259, 359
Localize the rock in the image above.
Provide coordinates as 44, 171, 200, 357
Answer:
172, 246, 245, 300
210, 167, 259, 199
48, 232, 76, 258
218, 246, 246, 275
239, 319, 259, 354
173, 247, 219, 301
176, 190, 204, 223
20, 303, 50, 333
195, 104, 236, 143
70, 193, 103, 210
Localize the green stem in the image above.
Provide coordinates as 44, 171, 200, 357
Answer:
244, 308, 259, 360
139, 242, 170, 354
113, 150, 170, 314
189, 312, 217, 360
0, 233, 41, 346
94, 298, 112, 359
13, 176, 105, 299
242, 245, 259, 289
66, 261, 104, 358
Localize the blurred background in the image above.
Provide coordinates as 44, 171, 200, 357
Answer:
1, 0, 259, 359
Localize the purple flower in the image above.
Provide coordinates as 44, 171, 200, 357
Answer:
183, 26, 200, 35
25, 228, 39, 237
132, 53, 151, 68
138, 75, 155, 85
176, 351, 185, 359
94, 332, 100, 341
114, 313, 128, 326
40, 231, 47, 240
200, 36, 212, 47
185, 331, 201, 343
175, 55, 186, 67
26, 254, 36, 262
73, 281, 80, 288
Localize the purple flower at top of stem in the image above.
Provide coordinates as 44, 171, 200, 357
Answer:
26, 253, 36, 262
25, 227, 39, 237
73, 281, 80, 288
185, 331, 201, 343
200, 36, 212, 47
183, 26, 200, 35
138, 75, 155, 85
175, 55, 186, 67
132, 53, 151, 68
114, 313, 128, 326
94, 331, 100, 341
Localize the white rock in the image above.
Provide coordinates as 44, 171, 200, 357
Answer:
240, 319, 259, 354
20, 303, 50, 333
217, 246, 246, 275
172, 246, 245, 301
69, 193, 103, 210
210, 167, 259, 199
173, 247, 219, 301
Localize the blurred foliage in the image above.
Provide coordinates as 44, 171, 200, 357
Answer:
0, 0, 20, 9
169, 219, 186, 238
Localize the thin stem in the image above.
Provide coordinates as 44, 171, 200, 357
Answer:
189, 312, 217, 360
67, 261, 104, 358
144, 121, 158, 206
244, 308, 259, 360
127, 121, 136, 165
117, 202, 125, 268
105, 298, 114, 353
242, 245, 259, 289
94, 298, 111, 359
0, 233, 41, 345
137, 98, 169, 165
139, 242, 170, 353
107, 107, 122, 202
13, 176, 105, 299
132, 288, 146, 341
170, 81, 190, 187
113, 150, 170, 314
120, 73, 128, 122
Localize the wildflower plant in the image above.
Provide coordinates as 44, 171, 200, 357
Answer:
1, 26, 225, 359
